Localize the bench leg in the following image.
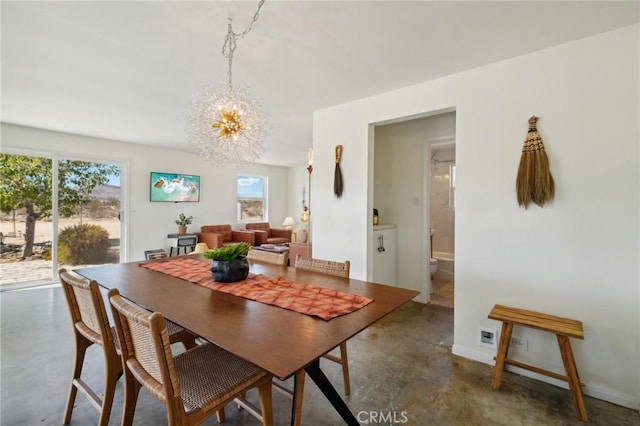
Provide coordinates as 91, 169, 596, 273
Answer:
557, 335, 588, 422
491, 322, 513, 389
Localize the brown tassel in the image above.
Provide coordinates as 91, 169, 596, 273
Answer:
516, 116, 554, 208
334, 145, 344, 198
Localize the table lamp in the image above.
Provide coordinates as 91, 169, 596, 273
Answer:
192, 242, 209, 254
283, 216, 297, 242
282, 217, 296, 230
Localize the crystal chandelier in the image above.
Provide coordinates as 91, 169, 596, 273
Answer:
187, 0, 267, 166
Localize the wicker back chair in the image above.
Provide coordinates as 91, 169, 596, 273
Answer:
284, 256, 351, 426
59, 269, 121, 426
247, 248, 289, 266
59, 269, 198, 426
108, 288, 274, 426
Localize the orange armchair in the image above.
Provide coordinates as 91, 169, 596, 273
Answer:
245, 222, 292, 245
196, 225, 255, 249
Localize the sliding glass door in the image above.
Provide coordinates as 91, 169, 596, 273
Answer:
55, 158, 122, 274
0, 151, 125, 290
0, 153, 53, 289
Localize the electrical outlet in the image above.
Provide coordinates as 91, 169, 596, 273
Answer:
510, 336, 529, 351
478, 326, 497, 349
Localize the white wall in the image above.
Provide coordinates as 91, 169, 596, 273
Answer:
0, 123, 291, 260
313, 25, 639, 408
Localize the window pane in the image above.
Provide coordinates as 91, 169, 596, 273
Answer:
57, 159, 121, 270
237, 174, 266, 222
237, 175, 264, 198
238, 199, 264, 221
0, 153, 53, 287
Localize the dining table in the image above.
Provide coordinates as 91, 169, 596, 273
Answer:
75, 254, 419, 425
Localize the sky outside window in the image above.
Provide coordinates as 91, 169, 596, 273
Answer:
237, 175, 264, 198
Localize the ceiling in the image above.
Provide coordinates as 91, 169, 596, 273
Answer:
2, 1, 638, 167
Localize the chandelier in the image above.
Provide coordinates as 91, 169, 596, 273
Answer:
187, 0, 268, 166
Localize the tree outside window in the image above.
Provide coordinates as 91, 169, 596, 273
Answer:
0, 154, 119, 257
237, 174, 267, 222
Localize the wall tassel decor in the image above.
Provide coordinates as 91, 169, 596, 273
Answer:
516, 116, 555, 208
334, 145, 344, 198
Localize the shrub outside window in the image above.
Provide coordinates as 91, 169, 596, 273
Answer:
237, 174, 267, 222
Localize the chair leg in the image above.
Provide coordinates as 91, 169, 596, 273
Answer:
121, 371, 142, 426
237, 391, 247, 410
256, 378, 273, 426
292, 370, 306, 426
169, 329, 198, 350
98, 355, 122, 426
339, 342, 350, 396
216, 408, 226, 423
181, 333, 197, 350
64, 335, 91, 424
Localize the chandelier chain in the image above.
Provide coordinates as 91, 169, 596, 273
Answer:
221, 0, 266, 86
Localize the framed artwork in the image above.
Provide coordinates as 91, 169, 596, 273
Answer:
144, 249, 168, 260
150, 171, 200, 203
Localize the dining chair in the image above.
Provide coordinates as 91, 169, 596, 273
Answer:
108, 288, 274, 426
285, 255, 351, 425
58, 269, 197, 426
247, 248, 289, 266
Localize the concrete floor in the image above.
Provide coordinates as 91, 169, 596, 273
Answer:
1, 285, 638, 425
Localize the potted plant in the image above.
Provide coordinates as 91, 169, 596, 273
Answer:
203, 242, 250, 283
175, 213, 193, 235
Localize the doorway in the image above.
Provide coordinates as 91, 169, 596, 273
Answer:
0, 151, 126, 290
372, 110, 455, 305
426, 140, 455, 308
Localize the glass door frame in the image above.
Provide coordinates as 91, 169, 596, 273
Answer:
1, 147, 129, 288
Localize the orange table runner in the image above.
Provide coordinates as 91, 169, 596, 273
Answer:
141, 257, 373, 320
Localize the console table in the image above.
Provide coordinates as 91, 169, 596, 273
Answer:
167, 233, 197, 256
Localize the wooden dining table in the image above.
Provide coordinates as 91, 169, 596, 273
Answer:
75, 255, 419, 425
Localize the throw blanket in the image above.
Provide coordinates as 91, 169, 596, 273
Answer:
141, 257, 373, 321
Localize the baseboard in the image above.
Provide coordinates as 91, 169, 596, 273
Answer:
585, 384, 640, 411
452, 344, 496, 366
452, 344, 640, 411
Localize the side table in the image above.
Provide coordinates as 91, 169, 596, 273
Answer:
167, 233, 198, 256
289, 242, 312, 267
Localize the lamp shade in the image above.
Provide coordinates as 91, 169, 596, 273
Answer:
192, 243, 209, 254
282, 217, 296, 228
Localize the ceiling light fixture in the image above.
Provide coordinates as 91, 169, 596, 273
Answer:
187, 0, 268, 166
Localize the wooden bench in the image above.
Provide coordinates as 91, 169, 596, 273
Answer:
488, 304, 587, 422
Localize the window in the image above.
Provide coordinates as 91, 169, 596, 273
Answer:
237, 174, 267, 222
